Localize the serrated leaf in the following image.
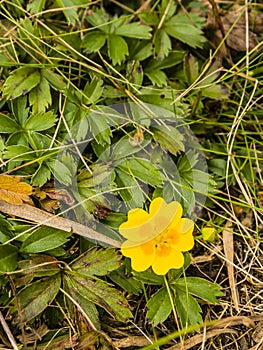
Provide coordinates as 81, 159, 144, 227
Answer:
139, 12, 159, 26
146, 287, 172, 325
184, 54, 199, 84
46, 159, 72, 185
32, 164, 51, 186
64, 273, 133, 322
86, 7, 109, 29
42, 69, 66, 91
115, 169, 145, 208
153, 29, 171, 59
27, 0, 47, 13
0, 244, 18, 273
109, 266, 143, 295
81, 31, 107, 52
0, 175, 32, 204
53, 0, 80, 25
64, 284, 100, 329
24, 111, 57, 131
152, 125, 185, 155
111, 135, 150, 161
201, 85, 228, 99
165, 13, 205, 49
20, 226, 72, 253
88, 109, 112, 145
3, 145, 34, 161
3, 67, 41, 100
0, 114, 19, 133
174, 287, 202, 327
83, 77, 104, 104
175, 277, 224, 304
29, 76, 52, 113
11, 274, 61, 323
145, 70, 167, 87
17, 255, 60, 277
117, 157, 163, 187
71, 247, 121, 276
146, 50, 185, 71
115, 23, 151, 39
107, 35, 128, 65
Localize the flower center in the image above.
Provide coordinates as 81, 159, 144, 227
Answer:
154, 226, 180, 256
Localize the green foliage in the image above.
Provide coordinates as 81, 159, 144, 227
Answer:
20, 227, 73, 253
1, 0, 258, 346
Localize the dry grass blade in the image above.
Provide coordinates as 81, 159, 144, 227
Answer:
167, 328, 238, 350
222, 220, 239, 311
0, 200, 121, 248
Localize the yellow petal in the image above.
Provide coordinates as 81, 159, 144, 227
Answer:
173, 218, 194, 251
150, 197, 183, 233
121, 240, 155, 272
152, 247, 184, 275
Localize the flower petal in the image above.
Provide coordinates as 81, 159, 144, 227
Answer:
121, 240, 155, 272
173, 218, 194, 251
152, 246, 184, 275
150, 198, 183, 233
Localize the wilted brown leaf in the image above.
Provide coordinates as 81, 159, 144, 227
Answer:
0, 175, 32, 204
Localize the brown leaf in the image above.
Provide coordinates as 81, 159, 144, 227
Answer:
0, 175, 32, 204
222, 221, 239, 311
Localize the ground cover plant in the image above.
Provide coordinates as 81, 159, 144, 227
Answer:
0, 0, 262, 349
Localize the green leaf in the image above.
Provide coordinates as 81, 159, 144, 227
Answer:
64, 273, 133, 322
65, 285, 100, 329
153, 29, 171, 59
0, 215, 14, 244
107, 35, 128, 65
0, 244, 18, 273
3, 145, 35, 161
117, 157, 163, 187
115, 168, 145, 208
184, 54, 199, 84
173, 287, 202, 327
27, 0, 47, 13
111, 135, 150, 161
109, 265, 143, 295
17, 255, 60, 278
145, 51, 185, 72
88, 109, 112, 145
201, 85, 228, 100
81, 31, 107, 52
146, 287, 172, 326
24, 111, 57, 131
139, 12, 159, 26
83, 77, 104, 104
71, 247, 121, 276
3, 67, 41, 100
32, 164, 51, 186
11, 274, 61, 323
29, 76, 52, 114
115, 23, 151, 39
86, 7, 110, 29
152, 125, 185, 155
10, 96, 28, 126
20, 227, 72, 253
46, 159, 72, 185
42, 69, 67, 91
53, 0, 83, 25
175, 277, 224, 304
165, 13, 205, 49
0, 114, 19, 133
145, 70, 167, 87
130, 40, 153, 61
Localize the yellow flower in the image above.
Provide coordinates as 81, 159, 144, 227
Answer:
120, 197, 195, 275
